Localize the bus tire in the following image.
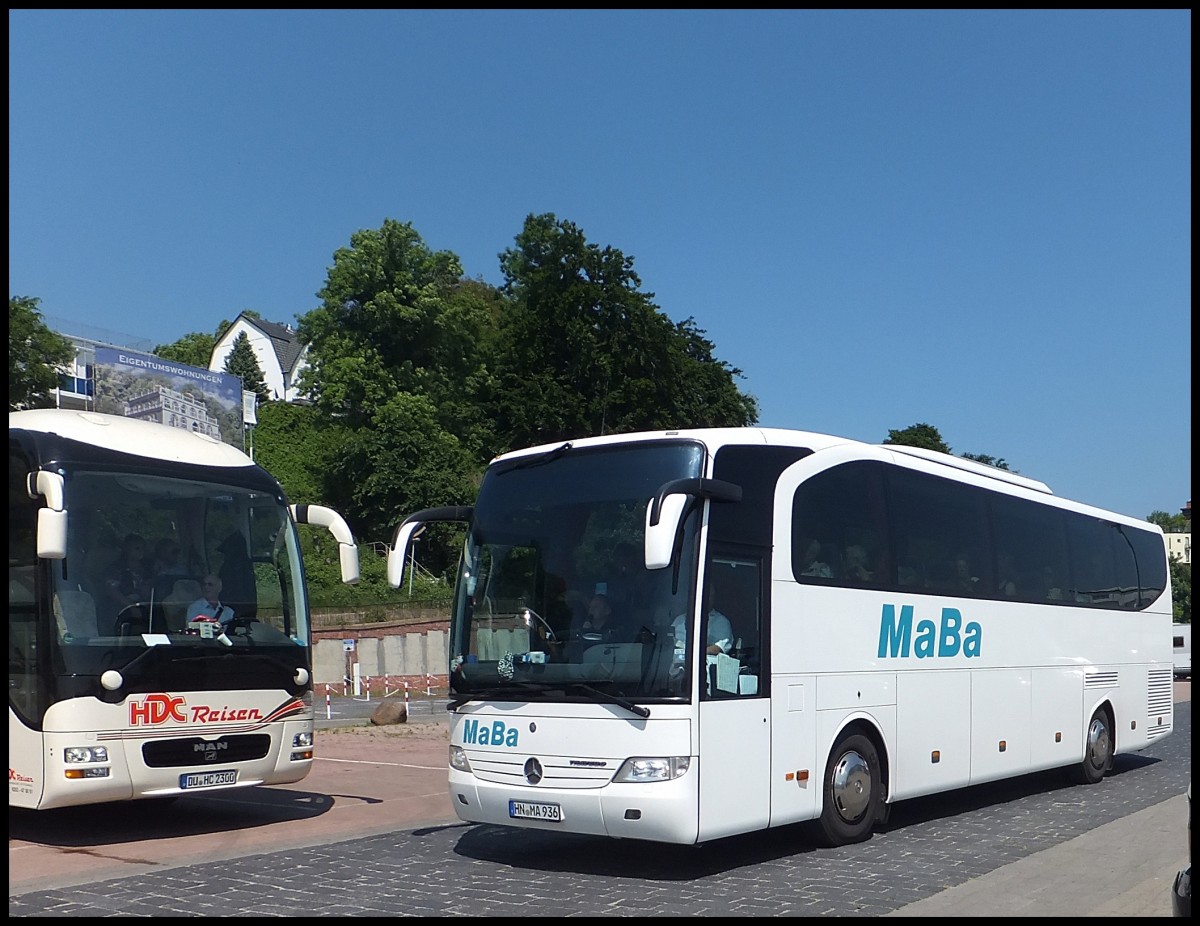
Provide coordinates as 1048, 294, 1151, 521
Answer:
815, 730, 880, 847
1073, 705, 1114, 785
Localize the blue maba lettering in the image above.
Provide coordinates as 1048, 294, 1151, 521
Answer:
877, 604, 982, 659
460, 718, 520, 747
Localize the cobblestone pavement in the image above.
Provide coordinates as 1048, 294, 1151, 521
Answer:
9, 698, 1189, 917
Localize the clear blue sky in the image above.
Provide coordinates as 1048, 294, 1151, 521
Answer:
9, 10, 1191, 521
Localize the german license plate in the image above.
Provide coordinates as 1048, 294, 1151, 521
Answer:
180, 769, 237, 790
509, 799, 561, 821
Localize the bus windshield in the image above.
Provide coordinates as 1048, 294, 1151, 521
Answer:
44, 466, 309, 689
449, 440, 706, 703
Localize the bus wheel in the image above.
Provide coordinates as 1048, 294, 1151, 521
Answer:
1073, 706, 1113, 785
816, 731, 880, 847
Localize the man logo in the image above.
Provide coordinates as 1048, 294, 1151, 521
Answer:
193, 741, 227, 763
524, 757, 543, 784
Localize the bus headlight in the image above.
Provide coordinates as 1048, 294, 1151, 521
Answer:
449, 745, 472, 772
290, 731, 314, 760
63, 746, 109, 763
613, 756, 691, 782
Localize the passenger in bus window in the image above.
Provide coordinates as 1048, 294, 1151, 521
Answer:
152, 538, 187, 578
844, 545, 874, 583
101, 533, 152, 630
799, 539, 833, 578
953, 554, 980, 593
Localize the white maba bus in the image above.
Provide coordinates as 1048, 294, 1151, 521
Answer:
389, 427, 1173, 846
9, 409, 360, 810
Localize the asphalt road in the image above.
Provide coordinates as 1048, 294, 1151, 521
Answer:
9, 683, 1191, 917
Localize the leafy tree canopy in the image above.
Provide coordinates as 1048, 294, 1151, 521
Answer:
491, 213, 757, 451
9, 296, 75, 410
251, 401, 329, 504
886, 424, 1013, 471
1169, 557, 1191, 623
960, 452, 1012, 471
327, 393, 478, 562
1147, 510, 1189, 533
297, 218, 483, 434
884, 422, 951, 453
154, 332, 216, 368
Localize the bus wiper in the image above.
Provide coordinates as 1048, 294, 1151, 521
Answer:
567, 683, 651, 719
501, 441, 572, 472
447, 679, 650, 719
98, 645, 213, 699
447, 680, 552, 711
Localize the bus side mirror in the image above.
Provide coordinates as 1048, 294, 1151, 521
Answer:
29, 471, 68, 560
644, 477, 742, 571
645, 493, 688, 569
291, 503, 360, 585
389, 521, 426, 588
387, 506, 474, 589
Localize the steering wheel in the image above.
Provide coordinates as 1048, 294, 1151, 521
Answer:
114, 601, 152, 635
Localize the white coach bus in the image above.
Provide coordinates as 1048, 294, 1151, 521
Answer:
9, 409, 360, 810
388, 427, 1174, 846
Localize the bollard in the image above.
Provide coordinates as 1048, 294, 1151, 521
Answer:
325, 686, 331, 720
365, 676, 371, 701
426, 672, 432, 696
404, 679, 410, 710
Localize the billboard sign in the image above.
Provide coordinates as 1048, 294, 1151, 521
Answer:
92, 347, 245, 449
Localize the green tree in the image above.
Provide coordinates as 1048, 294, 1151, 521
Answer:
154, 312, 259, 369
1168, 557, 1190, 623
298, 219, 497, 449
9, 296, 76, 410
251, 401, 330, 503
224, 331, 271, 403
492, 213, 757, 450
960, 452, 1012, 471
884, 422, 951, 453
344, 393, 478, 569
154, 332, 216, 368
1147, 510, 1189, 533
296, 219, 491, 554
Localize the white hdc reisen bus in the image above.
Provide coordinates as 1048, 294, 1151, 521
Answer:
389, 427, 1173, 846
9, 409, 360, 810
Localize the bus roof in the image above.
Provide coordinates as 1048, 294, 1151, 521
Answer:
486, 426, 1170, 527
880, 444, 1052, 494
9, 408, 255, 468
